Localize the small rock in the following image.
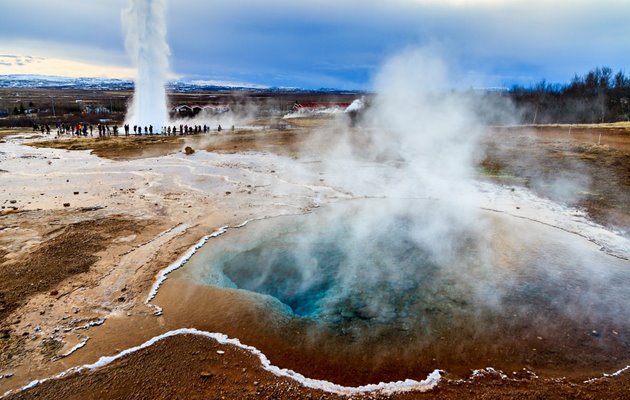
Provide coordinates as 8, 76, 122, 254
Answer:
73, 192, 79, 195
200, 372, 213, 379
63, 203, 70, 207
591, 330, 601, 337
50, 290, 58, 296
184, 146, 195, 155
9, 200, 16, 204
217, 350, 225, 355
225, 191, 231, 195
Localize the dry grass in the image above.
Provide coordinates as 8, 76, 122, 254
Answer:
0, 128, 28, 138
27, 136, 186, 159
283, 116, 338, 128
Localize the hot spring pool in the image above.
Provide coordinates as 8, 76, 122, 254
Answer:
169, 199, 630, 383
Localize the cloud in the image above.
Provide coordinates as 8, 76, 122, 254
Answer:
0, 54, 136, 79
0, 0, 628, 88
0, 54, 37, 67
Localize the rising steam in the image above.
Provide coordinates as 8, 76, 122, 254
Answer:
180, 47, 630, 379
122, 0, 170, 128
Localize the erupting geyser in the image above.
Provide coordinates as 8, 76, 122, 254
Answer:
122, 0, 170, 128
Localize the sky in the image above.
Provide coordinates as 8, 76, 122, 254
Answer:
0, 0, 629, 90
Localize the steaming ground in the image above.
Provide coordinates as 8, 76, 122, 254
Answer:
1, 121, 630, 399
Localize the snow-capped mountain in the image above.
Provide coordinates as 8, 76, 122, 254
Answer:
0, 74, 359, 94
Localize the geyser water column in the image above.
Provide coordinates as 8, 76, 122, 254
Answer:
122, 0, 170, 128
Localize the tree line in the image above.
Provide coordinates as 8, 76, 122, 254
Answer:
509, 67, 630, 124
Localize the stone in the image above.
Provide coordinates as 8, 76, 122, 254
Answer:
200, 372, 213, 379
184, 146, 195, 155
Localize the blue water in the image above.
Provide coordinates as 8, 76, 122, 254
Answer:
219, 218, 441, 319
187, 202, 480, 328
220, 235, 343, 317
182, 200, 630, 336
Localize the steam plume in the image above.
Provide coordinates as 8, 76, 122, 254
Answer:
122, 0, 170, 128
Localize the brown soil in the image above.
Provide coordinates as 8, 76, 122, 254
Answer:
0, 216, 150, 324
3, 333, 629, 400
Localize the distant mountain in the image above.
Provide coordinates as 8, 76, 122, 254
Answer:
0, 74, 361, 94
0, 75, 134, 90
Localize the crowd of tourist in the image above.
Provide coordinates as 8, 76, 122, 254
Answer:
33, 123, 227, 137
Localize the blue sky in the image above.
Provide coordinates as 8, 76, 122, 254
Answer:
0, 0, 629, 90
